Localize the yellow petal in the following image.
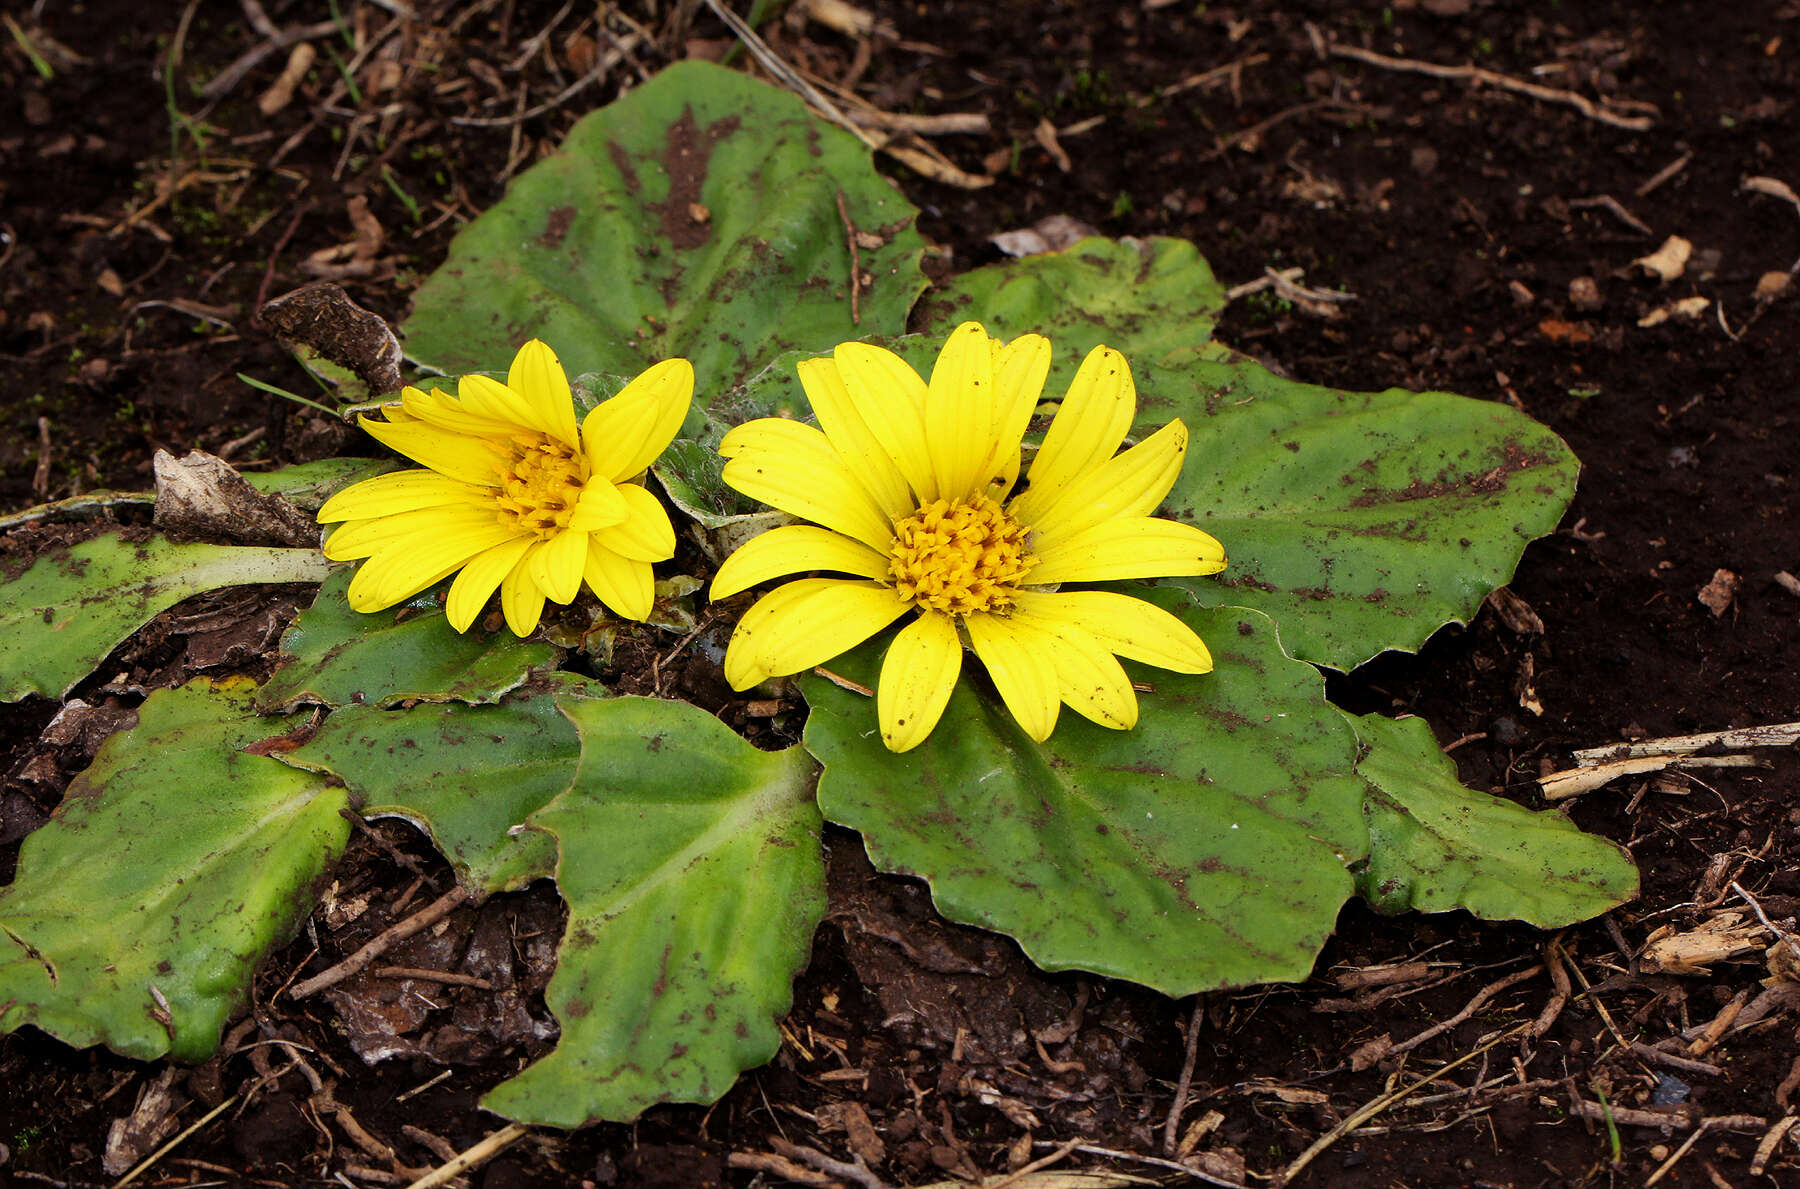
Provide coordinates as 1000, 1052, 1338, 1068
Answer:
1010, 589, 1212, 673
317, 469, 486, 523
565, 477, 630, 531
1026, 517, 1227, 585
507, 339, 581, 448
833, 340, 936, 501
458, 373, 543, 432
500, 559, 546, 636
797, 357, 913, 521
974, 333, 1051, 496
1012, 345, 1135, 523
347, 519, 518, 611
446, 536, 535, 631
877, 610, 963, 752
721, 578, 909, 690
322, 504, 505, 561
360, 414, 508, 487
964, 612, 1060, 742
1010, 611, 1136, 730
583, 539, 654, 620
591, 483, 675, 562
529, 527, 588, 605
710, 524, 891, 599
924, 321, 998, 500
1027, 419, 1188, 548
582, 358, 694, 482
719, 418, 895, 551
396, 385, 516, 439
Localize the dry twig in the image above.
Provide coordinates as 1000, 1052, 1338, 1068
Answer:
1327, 42, 1655, 130
289, 886, 471, 998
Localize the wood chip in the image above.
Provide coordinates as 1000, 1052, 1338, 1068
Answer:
1633, 235, 1693, 282
1697, 568, 1740, 616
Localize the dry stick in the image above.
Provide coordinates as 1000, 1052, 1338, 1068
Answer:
1529, 938, 1572, 1038
1752, 1116, 1800, 1176
448, 32, 642, 127
1731, 879, 1800, 968
727, 1151, 836, 1186
1568, 195, 1654, 236
1325, 42, 1655, 130
369, 966, 494, 989
1644, 1120, 1713, 1185
1281, 1026, 1528, 1185
400, 1122, 530, 1189
1387, 965, 1543, 1058
985, 1138, 1085, 1189
288, 886, 470, 998
1637, 152, 1693, 197
1571, 720, 1800, 765
1538, 754, 1760, 801
1161, 997, 1206, 1156
835, 190, 863, 326
1029, 1140, 1244, 1189
767, 1135, 887, 1189
1630, 1043, 1724, 1078
109, 1095, 238, 1189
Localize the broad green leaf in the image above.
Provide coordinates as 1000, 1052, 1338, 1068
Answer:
284, 696, 577, 897
801, 597, 1368, 996
1155, 354, 1578, 669
244, 457, 396, 509
482, 694, 823, 1128
403, 60, 927, 404
0, 680, 350, 1061
257, 570, 558, 711
915, 236, 1229, 390
0, 533, 332, 701
1349, 713, 1638, 924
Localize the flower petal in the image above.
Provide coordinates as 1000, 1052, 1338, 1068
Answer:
798, 356, 913, 521
1010, 611, 1137, 730
458, 373, 544, 433
719, 418, 896, 551
565, 477, 631, 531
964, 612, 1061, 742
974, 333, 1051, 497
529, 526, 588, 605
1026, 516, 1227, 585
924, 321, 998, 500
395, 385, 516, 439
318, 469, 487, 523
360, 414, 509, 487
1012, 344, 1135, 523
446, 536, 535, 631
322, 505, 506, 561
590, 483, 675, 562
347, 519, 519, 610
1010, 589, 1213, 673
722, 578, 909, 690
710, 524, 891, 599
833, 341, 936, 501
507, 339, 581, 448
1028, 419, 1188, 548
500, 557, 547, 636
877, 610, 964, 752
582, 358, 694, 482
583, 539, 654, 620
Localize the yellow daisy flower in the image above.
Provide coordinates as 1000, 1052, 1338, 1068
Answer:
711, 321, 1226, 751
317, 340, 693, 636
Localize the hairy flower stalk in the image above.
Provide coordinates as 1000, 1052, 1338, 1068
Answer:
318, 340, 692, 636
711, 321, 1226, 751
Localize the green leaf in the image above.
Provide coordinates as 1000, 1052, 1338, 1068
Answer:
1348, 713, 1638, 925
801, 597, 1368, 996
284, 696, 577, 897
244, 457, 396, 509
1155, 354, 1578, 669
402, 60, 926, 403
0, 533, 332, 701
257, 570, 559, 711
0, 680, 350, 1061
481, 694, 824, 1128
915, 236, 1229, 390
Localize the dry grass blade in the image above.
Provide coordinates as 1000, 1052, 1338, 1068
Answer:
1571, 721, 1800, 765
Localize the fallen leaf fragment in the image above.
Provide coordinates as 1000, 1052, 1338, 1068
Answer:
1697, 568, 1740, 616
1538, 317, 1593, 343
1633, 234, 1693, 281
1638, 295, 1709, 327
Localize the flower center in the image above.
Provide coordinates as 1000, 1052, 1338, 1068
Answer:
494, 436, 586, 538
888, 494, 1035, 615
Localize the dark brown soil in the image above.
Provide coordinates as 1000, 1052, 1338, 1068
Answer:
5, 2, 1800, 1187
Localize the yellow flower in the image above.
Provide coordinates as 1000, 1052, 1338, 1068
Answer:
711, 321, 1226, 751
318, 340, 693, 636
